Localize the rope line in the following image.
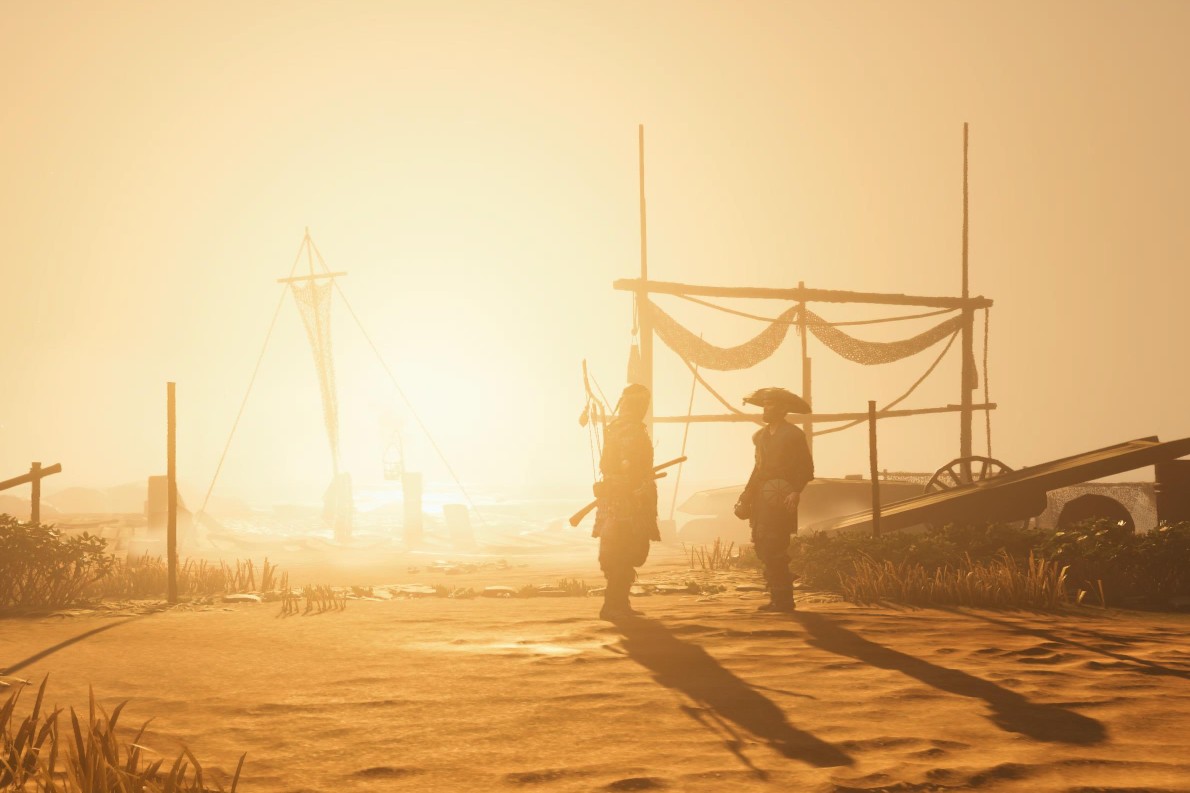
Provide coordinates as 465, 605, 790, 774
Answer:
308, 237, 486, 523
812, 328, 961, 437
672, 351, 746, 416
198, 237, 307, 515
668, 335, 702, 521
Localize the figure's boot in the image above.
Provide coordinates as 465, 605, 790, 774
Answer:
600, 571, 641, 620
757, 563, 796, 613
757, 590, 796, 613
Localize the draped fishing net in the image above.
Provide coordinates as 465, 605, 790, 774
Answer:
290, 281, 341, 472
802, 308, 967, 366
646, 299, 799, 371
642, 298, 967, 371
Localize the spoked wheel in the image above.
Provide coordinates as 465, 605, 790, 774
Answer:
923, 456, 1043, 528
925, 456, 1014, 493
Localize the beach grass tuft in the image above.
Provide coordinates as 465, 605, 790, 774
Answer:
840, 550, 1073, 609
684, 539, 754, 571
1, 676, 243, 792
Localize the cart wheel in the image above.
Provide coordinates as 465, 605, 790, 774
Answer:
924, 456, 1013, 493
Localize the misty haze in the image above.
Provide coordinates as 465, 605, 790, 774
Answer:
4, 2, 1190, 792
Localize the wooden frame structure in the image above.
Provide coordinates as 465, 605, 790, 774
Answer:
0, 462, 62, 523
625, 124, 993, 465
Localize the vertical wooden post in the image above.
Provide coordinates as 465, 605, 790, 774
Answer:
30, 462, 41, 524
638, 124, 654, 436
868, 401, 881, 538
959, 122, 974, 483
167, 382, 178, 604
798, 282, 812, 453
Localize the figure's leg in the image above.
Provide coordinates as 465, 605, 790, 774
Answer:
601, 567, 640, 619
599, 531, 641, 619
755, 528, 795, 612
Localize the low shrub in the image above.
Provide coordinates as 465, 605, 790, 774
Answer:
791, 520, 1190, 609
1039, 520, 1190, 606
0, 516, 113, 613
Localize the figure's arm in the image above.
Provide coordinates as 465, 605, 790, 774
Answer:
790, 428, 814, 493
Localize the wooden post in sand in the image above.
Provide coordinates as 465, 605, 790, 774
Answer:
0, 462, 62, 524
167, 382, 178, 604
868, 401, 881, 538
30, 462, 42, 524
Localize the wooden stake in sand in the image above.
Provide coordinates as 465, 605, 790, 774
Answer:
168, 382, 178, 604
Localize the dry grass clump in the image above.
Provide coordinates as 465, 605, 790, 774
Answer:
1, 677, 243, 792
685, 539, 755, 571
841, 551, 1076, 609
279, 586, 348, 616
93, 557, 283, 600
553, 578, 591, 596
513, 579, 592, 598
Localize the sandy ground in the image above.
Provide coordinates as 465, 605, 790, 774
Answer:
5, 571, 1190, 792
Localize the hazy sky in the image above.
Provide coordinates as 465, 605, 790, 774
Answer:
2, 1, 1188, 508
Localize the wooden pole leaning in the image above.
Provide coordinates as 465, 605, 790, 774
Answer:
167, 382, 178, 605
869, 401, 881, 539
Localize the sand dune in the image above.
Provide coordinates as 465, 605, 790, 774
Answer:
4, 593, 1190, 792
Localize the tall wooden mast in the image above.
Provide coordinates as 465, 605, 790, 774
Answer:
959, 122, 975, 480
638, 124, 654, 435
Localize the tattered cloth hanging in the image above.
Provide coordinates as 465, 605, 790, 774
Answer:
643, 297, 967, 371
290, 280, 341, 472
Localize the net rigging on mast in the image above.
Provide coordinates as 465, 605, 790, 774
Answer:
197, 229, 479, 542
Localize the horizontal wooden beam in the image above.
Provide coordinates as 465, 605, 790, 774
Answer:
0, 462, 62, 492
613, 278, 993, 310
277, 271, 348, 284
653, 403, 997, 425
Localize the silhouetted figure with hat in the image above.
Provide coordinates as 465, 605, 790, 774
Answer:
592, 384, 659, 620
736, 387, 814, 612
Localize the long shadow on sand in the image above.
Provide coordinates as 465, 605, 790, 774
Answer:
793, 612, 1107, 745
949, 609, 1190, 680
2, 617, 141, 675
615, 616, 853, 769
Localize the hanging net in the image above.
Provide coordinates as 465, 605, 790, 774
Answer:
646, 298, 799, 370
642, 297, 968, 372
802, 307, 967, 366
290, 281, 341, 473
